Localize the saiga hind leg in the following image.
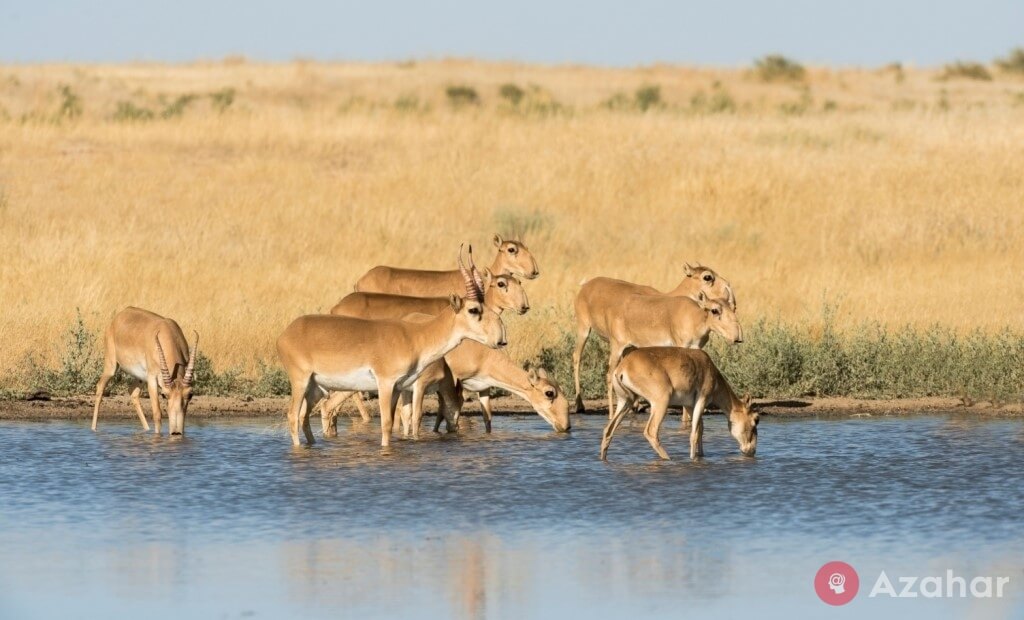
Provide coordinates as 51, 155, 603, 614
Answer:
571, 321, 591, 413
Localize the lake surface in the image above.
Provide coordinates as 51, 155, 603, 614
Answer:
1, 412, 1022, 619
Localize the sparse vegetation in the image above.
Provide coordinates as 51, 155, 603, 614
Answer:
753, 54, 805, 82
161, 94, 198, 119
393, 94, 425, 113
995, 47, 1024, 74
56, 85, 82, 121
883, 62, 905, 84
499, 83, 526, 106
113, 101, 154, 122
601, 84, 663, 112
210, 87, 236, 112
634, 84, 662, 111
445, 85, 479, 107
539, 317, 1024, 403
940, 61, 992, 81
493, 207, 550, 239
22, 310, 105, 396
1, 60, 1022, 397
690, 82, 736, 114
779, 87, 814, 116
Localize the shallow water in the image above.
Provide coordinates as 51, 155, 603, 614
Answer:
1, 413, 1022, 619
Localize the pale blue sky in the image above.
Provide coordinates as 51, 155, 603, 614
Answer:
1, 0, 1020, 67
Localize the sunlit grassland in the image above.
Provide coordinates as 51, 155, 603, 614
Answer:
1, 59, 1022, 400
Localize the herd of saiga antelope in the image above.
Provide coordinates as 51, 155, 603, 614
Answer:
91, 235, 758, 460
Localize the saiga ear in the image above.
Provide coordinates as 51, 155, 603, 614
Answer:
526, 368, 539, 385
493, 233, 504, 247
536, 368, 549, 380
694, 290, 708, 309
743, 394, 752, 407
481, 268, 494, 290
683, 263, 696, 277
449, 294, 464, 312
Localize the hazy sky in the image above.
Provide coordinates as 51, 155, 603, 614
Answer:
1, 0, 1021, 67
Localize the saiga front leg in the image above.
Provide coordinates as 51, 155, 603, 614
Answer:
377, 383, 400, 447
689, 396, 707, 459
147, 375, 163, 435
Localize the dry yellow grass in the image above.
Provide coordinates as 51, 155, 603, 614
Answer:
1, 60, 1023, 387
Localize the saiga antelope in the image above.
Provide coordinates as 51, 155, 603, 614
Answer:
353, 234, 540, 297
322, 259, 529, 425
277, 248, 507, 447
572, 263, 735, 412
600, 347, 758, 461
419, 352, 570, 434
591, 291, 743, 419
92, 307, 198, 435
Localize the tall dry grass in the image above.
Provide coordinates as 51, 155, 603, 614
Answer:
1, 60, 1023, 391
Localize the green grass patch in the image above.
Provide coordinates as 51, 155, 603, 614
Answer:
536, 315, 1024, 404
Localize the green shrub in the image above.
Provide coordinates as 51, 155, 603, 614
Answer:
445, 85, 479, 107
499, 83, 526, 106
393, 94, 424, 112
161, 94, 197, 119
537, 329, 610, 402
634, 84, 662, 111
253, 362, 290, 397
210, 88, 236, 112
601, 85, 663, 112
995, 47, 1024, 74
24, 309, 110, 396
113, 101, 154, 122
753, 55, 806, 82
601, 92, 632, 111
691, 82, 736, 114
538, 314, 1024, 404
940, 61, 992, 81
56, 85, 82, 121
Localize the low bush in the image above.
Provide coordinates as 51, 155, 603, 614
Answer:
994, 48, 1024, 74
445, 85, 479, 107
940, 62, 992, 81
753, 55, 806, 82
113, 101, 154, 122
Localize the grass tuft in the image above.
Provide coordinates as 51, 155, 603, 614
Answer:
754, 55, 806, 82
995, 47, 1024, 74
940, 62, 992, 81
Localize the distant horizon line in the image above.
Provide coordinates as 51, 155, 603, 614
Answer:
1, 53, 1015, 71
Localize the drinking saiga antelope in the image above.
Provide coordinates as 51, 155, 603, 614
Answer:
414, 351, 571, 435
277, 248, 507, 447
572, 263, 735, 413
92, 307, 199, 435
322, 252, 530, 426
353, 234, 540, 296
581, 290, 743, 420
600, 347, 758, 461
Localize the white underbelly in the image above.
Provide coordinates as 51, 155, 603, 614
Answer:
314, 368, 377, 392
122, 362, 148, 382
460, 376, 492, 393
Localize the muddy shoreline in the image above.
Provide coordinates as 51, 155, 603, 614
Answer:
1, 394, 1021, 421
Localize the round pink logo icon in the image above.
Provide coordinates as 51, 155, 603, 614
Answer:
814, 561, 859, 606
